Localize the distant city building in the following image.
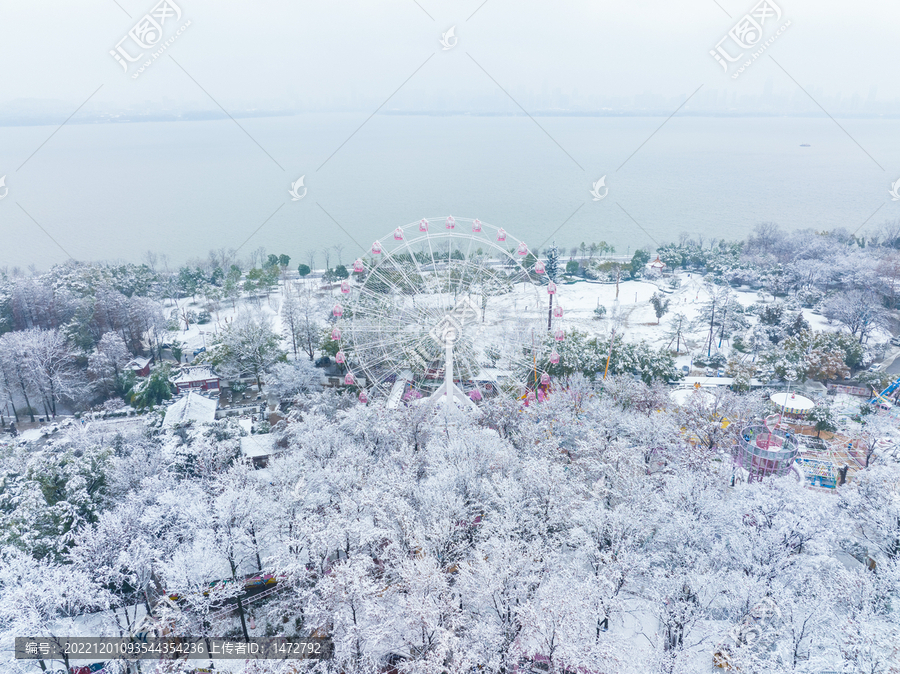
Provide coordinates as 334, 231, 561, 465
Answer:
172, 365, 220, 392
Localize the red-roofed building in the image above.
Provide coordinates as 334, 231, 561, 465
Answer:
126, 357, 152, 377
172, 366, 220, 393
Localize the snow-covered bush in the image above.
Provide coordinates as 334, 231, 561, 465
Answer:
796, 287, 824, 308
101, 397, 127, 412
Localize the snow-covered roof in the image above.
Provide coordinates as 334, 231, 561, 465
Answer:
172, 365, 218, 384
474, 368, 509, 382
770, 391, 815, 411
680, 376, 734, 387
670, 387, 717, 406
678, 376, 764, 388
797, 380, 828, 396
127, 356, 151, 369
163, 392, 218, 427
241, 433, 275, 459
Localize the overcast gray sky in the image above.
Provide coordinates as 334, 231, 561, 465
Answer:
1, 0, 899, 269
0, 0, 898, 115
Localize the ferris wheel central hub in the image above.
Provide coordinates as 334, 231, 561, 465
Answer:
430, 316, 463, 346
429, 298, 480, 346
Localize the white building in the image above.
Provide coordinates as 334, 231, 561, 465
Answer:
163, 391, 218, 427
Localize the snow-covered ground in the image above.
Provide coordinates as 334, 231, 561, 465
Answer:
168, 271, 885, 381
166, 292, 285, 362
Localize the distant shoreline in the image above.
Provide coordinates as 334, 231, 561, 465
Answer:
1, 109, 899, 127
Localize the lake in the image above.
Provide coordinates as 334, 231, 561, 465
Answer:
1, 113, 897, 269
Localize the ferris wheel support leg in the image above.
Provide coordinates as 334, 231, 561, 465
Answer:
445, 341, 453, 417
426, 380, 477, 413
426, 341, 477, 414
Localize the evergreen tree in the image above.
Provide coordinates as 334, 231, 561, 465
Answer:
808, 403, 837, 438
630, 248, 651, 277
650, 292, 671, 324
545, 244, 560, 283
128, 364, 172, 409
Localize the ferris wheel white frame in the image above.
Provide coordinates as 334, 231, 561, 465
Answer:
330, 217, 566, 412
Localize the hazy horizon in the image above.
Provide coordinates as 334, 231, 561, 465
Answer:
2, 0, 899, 270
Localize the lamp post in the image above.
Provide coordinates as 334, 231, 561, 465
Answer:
779, 375, 797, 428
603, 327, 616, 380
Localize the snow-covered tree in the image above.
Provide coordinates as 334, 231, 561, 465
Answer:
282, 282, 323, 360
545, 244, 560, 283
128, 363, 172, 409
665, 312, 689, 353
265, 358, 322, 401
0, 331, 42, 422
87, 331, 131, 399
23, 328, 81, 417
650, 291, 671, 324
0, 548, 112, 673
695, 284, 747, 355
211, 313, 285, 390
825, 289, 890, 344
807, 402, 837, 438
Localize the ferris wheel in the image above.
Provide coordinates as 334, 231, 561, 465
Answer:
329, 217, 567, 410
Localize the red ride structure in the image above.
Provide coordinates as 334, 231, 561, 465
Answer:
734, 414, 800, 482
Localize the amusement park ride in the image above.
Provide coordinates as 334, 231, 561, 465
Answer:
734, 390, 839, 486
734, 377, 900, 488
330, 217, 564, 416
735, 413, 801, 483
869, 376, 900, 408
